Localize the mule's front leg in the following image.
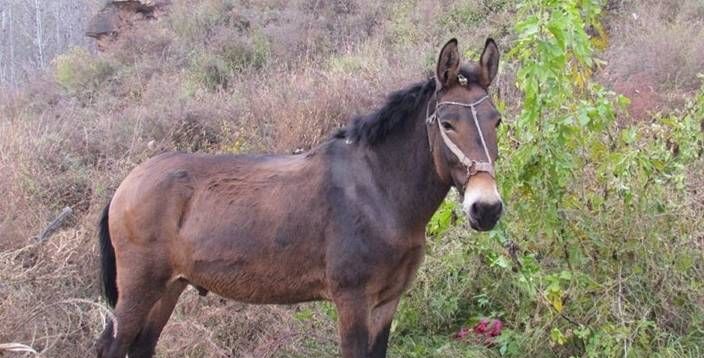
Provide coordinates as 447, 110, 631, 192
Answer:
334, 292, 371, 358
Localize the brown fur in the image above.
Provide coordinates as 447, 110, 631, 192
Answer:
96, 38, 502, 358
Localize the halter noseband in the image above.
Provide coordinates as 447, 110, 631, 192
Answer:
426, 80, 495, 186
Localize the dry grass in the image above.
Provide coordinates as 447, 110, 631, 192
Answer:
0, 0, 702, 356
0, 1, 419, 355
600, 0, 704, 119
0, 225, 338, 357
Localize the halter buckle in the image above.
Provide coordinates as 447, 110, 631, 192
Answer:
466, 161, 477, 177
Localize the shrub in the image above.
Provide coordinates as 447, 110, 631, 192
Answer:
187, 52, 231, 90
53, 48, 116, 95
390, 1, 704, 357
220, 33, 270, 72
184, 33, 270, 92
2, 0, 702, 357
168, 0, 235, 42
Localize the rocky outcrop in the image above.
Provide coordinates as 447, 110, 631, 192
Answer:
86, 0, 170, 51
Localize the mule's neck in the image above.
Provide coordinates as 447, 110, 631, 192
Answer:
365, 94, 452, 231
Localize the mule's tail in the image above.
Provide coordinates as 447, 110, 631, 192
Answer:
99, 201, 118, 308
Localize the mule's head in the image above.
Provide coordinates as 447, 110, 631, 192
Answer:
430, 38, 503, 231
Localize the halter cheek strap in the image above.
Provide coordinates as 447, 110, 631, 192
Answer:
426, 93, 495, 182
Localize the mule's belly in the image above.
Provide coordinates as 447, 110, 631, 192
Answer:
179, 241, 328, 304
188, 270, 327, 304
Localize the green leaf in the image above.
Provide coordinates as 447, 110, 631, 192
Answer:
516, 15, 540, 39
551, 327, 568, 345
426, 200, 457, 236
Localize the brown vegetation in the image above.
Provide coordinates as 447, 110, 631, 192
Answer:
601, 0, 704, 120
0, 0, 702, 356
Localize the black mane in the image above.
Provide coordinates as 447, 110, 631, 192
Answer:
336, 66, 482, 145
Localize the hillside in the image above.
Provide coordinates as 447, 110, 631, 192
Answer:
1, 0, 702, 357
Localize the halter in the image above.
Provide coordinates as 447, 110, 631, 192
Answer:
426, 79, 495, 186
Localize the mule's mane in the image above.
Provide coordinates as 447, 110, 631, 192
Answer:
335, 66, 482, 145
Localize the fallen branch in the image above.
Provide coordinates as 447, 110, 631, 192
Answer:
36, 207, 73, 242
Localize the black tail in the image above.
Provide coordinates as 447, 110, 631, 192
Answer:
99, 202, 118, 308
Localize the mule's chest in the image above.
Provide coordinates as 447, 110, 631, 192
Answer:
373, 243, 426, 302
326, 233, 426, 303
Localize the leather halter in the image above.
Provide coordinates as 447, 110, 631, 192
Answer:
426, 80, 495, 187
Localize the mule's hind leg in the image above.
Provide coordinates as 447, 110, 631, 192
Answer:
99, 258, 171, 358
127, 279, 187, 358
99, 291, 162, 357
96, 319, 116, 358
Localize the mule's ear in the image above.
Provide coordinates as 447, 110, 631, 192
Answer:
479, 38, 499, 88
436, 38, 461, 89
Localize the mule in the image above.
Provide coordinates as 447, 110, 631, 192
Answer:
96, 38, 503, 358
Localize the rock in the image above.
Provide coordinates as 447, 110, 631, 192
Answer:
85, 5, 119, 38
85, 0, 171, 50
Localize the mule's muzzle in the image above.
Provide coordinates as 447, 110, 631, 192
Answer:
468, 201, 503, 231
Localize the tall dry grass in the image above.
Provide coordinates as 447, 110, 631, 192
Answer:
601, 0, 704, 118
0, 0, 448, 356
0, 0, 701, 357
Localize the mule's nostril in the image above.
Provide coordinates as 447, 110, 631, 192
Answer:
468, 201, 503, 231
470, 201, 502, 219
491, 201, 503, 217
470, 202, 480, 218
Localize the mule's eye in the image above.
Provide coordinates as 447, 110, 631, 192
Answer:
441, 121, 455, 131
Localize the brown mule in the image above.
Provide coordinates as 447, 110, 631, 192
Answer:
95, 38, 503, 358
